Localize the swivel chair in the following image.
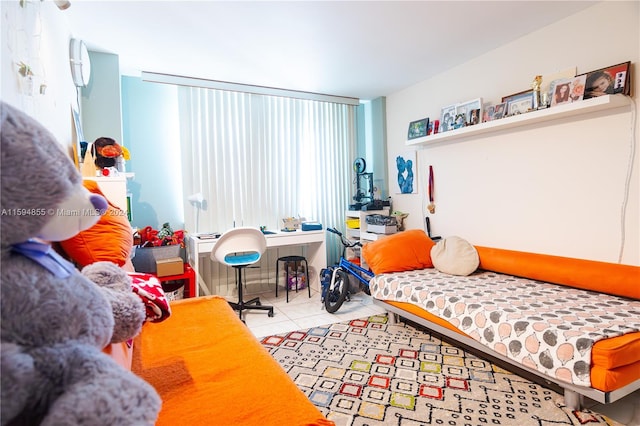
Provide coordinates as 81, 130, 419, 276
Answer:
211, 227, 274, 321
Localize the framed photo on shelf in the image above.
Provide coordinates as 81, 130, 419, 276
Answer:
482, 105, 495, 123
456, 98, 482, 126
502, 90, 534, 116
453, 113, 466, 129
493, 103, 506, 120
550, 75, 587, 107
407, 118, 429, 140
468, 108, 480, 125
541, 67, 576, 102
440, 104, 456, 132
579, 61, 631, 99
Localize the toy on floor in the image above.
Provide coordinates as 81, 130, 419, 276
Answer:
0, 102, 160, 425
287, 266, 307, 291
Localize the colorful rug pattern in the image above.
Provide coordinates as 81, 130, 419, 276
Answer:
261, 315, 620, 426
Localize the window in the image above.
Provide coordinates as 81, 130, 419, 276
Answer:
178, 86, 357, 263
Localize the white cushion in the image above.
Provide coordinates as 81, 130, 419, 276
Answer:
430, 236, 479, 276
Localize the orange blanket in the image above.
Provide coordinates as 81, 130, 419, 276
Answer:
133, 296, 332, 426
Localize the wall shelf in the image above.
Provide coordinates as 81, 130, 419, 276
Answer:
407, 95, 631, 147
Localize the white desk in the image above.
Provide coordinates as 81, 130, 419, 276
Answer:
186, 230, 326, 297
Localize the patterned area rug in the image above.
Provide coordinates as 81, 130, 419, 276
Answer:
261, 315, 621, 426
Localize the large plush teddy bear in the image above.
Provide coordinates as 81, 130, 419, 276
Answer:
0, 102, 161, 425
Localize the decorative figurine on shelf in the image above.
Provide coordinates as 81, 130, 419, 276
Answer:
392, 211, 409, 231
532, 75, 542, 110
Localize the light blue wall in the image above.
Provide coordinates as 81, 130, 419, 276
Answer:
81, 51, 122, 146
370, 97, 388, 201
356, 97, 388, 201
121, 76, 184, 230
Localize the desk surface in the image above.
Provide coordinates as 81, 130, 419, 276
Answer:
189, 229, 325, 253
186, 230, 326, 297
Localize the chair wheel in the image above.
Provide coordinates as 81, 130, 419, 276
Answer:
268, 310, 274, 317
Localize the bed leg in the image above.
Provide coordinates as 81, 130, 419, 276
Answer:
563, 390, 583, 410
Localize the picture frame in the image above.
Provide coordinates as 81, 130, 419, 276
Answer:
455, 98, 482, 126
579, 61, 631, 99
493, 103, 506, 120
482, 105, 495, 123
540, 67, 576, 102
550, 75, 587, 107
453, 113, 466, 129
407, 118, 429, 140
468, 108, 480, 126
502, 90, 534, 116
440, 104, 456, 133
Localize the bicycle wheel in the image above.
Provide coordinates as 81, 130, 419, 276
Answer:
324, 269, 349, 313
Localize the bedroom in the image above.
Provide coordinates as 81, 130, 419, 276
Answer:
1, 1, 638, 425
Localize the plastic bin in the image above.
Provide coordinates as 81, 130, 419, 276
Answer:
346, 218, 360, 229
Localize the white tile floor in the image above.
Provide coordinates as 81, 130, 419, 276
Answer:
240, 287, 386, 339
234, 289, 639, 425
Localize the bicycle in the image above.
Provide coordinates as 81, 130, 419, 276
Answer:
320, 227, 374, 313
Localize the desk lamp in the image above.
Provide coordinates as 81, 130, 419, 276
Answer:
187, 192, 205, 234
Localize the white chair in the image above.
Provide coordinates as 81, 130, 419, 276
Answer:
211, 227, 274, 320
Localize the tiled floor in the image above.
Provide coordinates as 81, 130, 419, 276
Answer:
235, 289, 639, 425
241, 287, 386, 339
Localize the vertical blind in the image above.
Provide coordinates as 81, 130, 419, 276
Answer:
178, 86, 357, 268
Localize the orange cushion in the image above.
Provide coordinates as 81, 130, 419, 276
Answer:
590, 360, 640, 392
591, 331, 640, 369
362, 229, 435, 275
133, 296, 333, 426
475, 246, 640, 300
59, 180, 133, 268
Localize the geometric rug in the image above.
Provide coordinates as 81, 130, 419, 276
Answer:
261, 315, 622, 426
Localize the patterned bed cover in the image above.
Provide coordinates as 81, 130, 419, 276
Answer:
370, 268, 640, 387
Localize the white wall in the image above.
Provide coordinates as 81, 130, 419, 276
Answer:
1, 1, 77, 149
386, 2, 639, 265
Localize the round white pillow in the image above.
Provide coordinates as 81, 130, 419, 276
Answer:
430, 236, 479, 276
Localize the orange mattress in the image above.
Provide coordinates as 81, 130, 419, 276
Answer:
133, 296, 333, 426
380, 300, 640, 392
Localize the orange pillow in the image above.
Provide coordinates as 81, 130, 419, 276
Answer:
58, 180, 133, 268
362, 229, 435, 275
476, 246, 640, 300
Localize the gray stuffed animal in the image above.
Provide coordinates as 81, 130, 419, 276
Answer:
0, 102, 161, 425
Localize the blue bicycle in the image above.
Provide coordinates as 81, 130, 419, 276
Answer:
320, 227, 374, 313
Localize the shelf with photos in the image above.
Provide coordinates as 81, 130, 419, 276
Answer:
406, 62, 632, 147
406, 94, 631, 147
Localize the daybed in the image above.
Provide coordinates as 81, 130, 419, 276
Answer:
132, 296, 333, 426
56, 183, 332, 425
363, 232, 640, 410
